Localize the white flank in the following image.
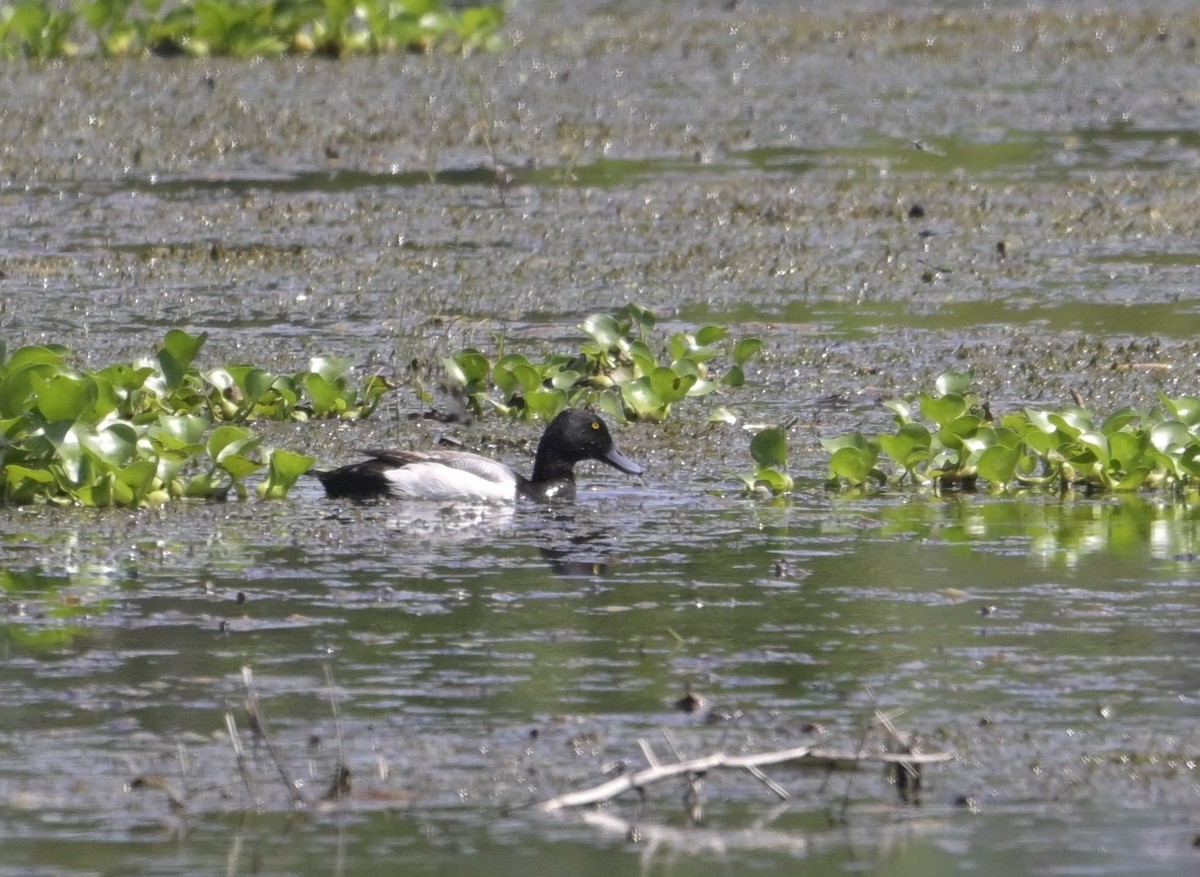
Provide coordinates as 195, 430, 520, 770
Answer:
384, 462, 517, 502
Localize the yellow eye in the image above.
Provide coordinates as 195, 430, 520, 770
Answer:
591, 421, 600, 430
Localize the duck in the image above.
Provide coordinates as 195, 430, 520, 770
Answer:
315, 408, 644, 502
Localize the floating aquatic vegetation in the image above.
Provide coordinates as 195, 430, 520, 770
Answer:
824, 371, 1200, 497
442, 303, 764, 424
735, 423, 794, 497
0, 0, 504, 59
0, 330, 397, 505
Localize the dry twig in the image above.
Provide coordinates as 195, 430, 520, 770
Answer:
537, 740, 951, 813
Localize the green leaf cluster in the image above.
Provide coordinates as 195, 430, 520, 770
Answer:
736, 424, 794, 496
443, 304, 764, 423
0, 0, 503, 59
0, 331, 392, 505
824, 371, 1200, 496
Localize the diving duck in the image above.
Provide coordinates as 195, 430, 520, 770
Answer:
316, 409, 643, 502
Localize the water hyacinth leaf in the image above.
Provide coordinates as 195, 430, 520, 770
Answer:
671, 332, 721, 363
32, 373, 98, 422
621, 377, 667, 420
752, 466, 794, 495
733, 337, 762, 368
668, 333, 692, 362
184, 472, 225, 499
627, 340, 658, 375
219, 453, 263, 480
944, 414, 982, 439
1022, 424, 1063, 456
695, 325, 728, 346
309, 355, 353, 384
156, 329, 206, 392
649, 366, 695, 404
51, 423, 86, 484
445, 349, 491, 385
1114, 466, 1153, 491
749, 426, 789, 469
549, 369, 582, 391
878, 422, 932, 466
821, 431, 870, 453
1150, 420, 1191, 454
81, 421, 138, 467
670, 358, 702, 379
76, 470, 117, 507
5, 344, 68, 370
883, 398, 914, 424
596, 388, 626, 422
304, 373, 345, 415
999, 411, 1029, 432
1179, 446, 1200, 479
257, 449, 316, 499
934, 371, 972, 397
919, 392, 966, 428
1101, 407, 1139, 435
1076, 431, 1110, 465
582, 313, 624, 349
493, 354, 535, 397
0, 361, 61, 418
441, 353, 468, 386
207, 424, 256, 462
1145, 448, 1184, 481
830, 445, 878, 484
4, 464, 55, 502
619, 302, 657, 333
1159, 393, 1200, 426
977, 445, 1020, 486
1108, 430, 1147, 468
232, 366, 277, 408
962, 425, 996, 458
1049, 408, 1092, 439
525, 387, 568, 421
117, 459, 158, 495
929, 446, 962, 473
722, 364, 745, 387
154, 414, 209, 448
708, 406, 736, 425
88, 373, 124, 420
991, 425, 1023, 450
357, 374, 390, 413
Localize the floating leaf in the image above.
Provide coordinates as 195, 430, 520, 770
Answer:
309, 355, 353, 384
621, 377, 667, 421
1150, 420, 1190, 454
581, 313, 624, 349
934, 371, 972, 397
977, 445, 1019, 486
649, 366, 695, 404
732, 337, 763, 367
33, 373, 98, 422
695, 325, 728, 346
156, 329, 207, 392
830, 446, 878, 485
258, 449, 315, 499
919, 392, 966, 429
1101, 407, 1139, 435
749, 426, 789, 469
1159, 393, 1200, 426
